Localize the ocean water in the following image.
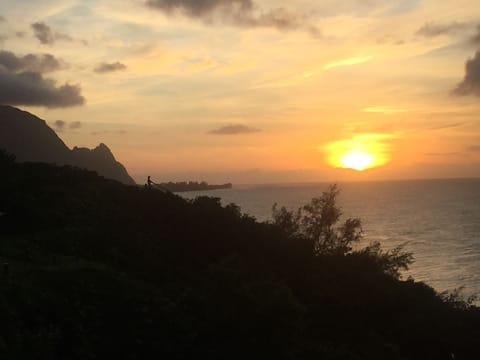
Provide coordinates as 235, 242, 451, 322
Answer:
180, 178, 480, 302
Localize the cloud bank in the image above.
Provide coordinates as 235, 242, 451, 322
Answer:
453, 50, 480, 96
0, 50, 63, 73
209, 124, 260, 135
94, 62, 127, 73
145, 0, 319, 34
0, 49, 84, 108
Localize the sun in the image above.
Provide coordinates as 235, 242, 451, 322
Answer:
324, 134, 393, 172
340, 151, 374, 171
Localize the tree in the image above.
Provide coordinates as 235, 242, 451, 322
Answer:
273, 184, 362, 256
272, 184, 413, 278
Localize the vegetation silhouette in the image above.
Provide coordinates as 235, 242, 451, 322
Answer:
0, 149, 479, 359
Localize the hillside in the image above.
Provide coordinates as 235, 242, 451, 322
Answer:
0, 150, 479, 359
0, 105, 135, 185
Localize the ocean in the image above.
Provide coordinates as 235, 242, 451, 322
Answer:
180, 178, 480, 302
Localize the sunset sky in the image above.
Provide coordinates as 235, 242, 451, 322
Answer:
1, 0, 480, 184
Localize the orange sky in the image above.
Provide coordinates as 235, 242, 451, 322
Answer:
1, 0, 480, 183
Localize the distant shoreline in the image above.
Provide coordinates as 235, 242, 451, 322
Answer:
159, 181, 233, 193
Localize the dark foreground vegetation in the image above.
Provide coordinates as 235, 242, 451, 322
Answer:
0, 149, 479, 359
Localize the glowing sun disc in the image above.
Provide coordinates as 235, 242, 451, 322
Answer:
340, 151, 373, 171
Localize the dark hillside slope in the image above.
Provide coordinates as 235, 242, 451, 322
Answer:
0, 151, 479, 360
0, 105, 135, 185
0, 105, 71, 163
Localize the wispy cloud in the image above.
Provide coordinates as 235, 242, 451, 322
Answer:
363, 106, 408, 114
416, 21, 471, 37
94, 62, 127, 74
429, 122, 465, 130
145, 0, 319, 35
69, 121, 82, 129
472, 25, 480, 45
208, 124, 261, 135
53, 120, 82, 131
466, 145, 480, 152
323, 56, 372, 71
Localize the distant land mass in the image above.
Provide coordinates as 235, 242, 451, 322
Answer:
159, 181, 232, 192
0, 105, 135, 185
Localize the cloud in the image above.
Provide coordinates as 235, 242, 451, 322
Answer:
363, 105, 408, 114
69, 121, 82, 129
0, 16, 5, 22
145, 0, 319, 34
452, 50, 480, 96
94, 61, 127, 73
208, 124, 261, 135
0, 67, 85, 108
416, 21, 471, 37
472, 26, 480, 45
466, 145, 480, 152
429, 122, 465, 130
425, 152, 459, 157
54, 120, 82, 131
31, 22, 73, 45
323, 56, 372, 70
0, 50, 63, 73
54, 120, 66, 130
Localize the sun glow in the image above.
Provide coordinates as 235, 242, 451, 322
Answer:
324, 134, 393, 172
340, 151, 374, 171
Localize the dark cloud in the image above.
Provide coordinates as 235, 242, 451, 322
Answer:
94, 62, 127, 74
54, 120, 82, 131
0, 50, 63, 73
208, 124, 260, 135
452, 50, 480, 96
31, 22, 73, 45
16, 31, 25, 38
0, 69, 85, 108
416, 21, 471, 37
146, 0, 254, 17
145, 0, 319, 34
31, 22, 54, 44
0, 16, 5, 22
54, 120, 66, 130
466, 145, 480, 152
69, 121, 82, 129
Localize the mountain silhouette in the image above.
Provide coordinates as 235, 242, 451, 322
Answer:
0, 105, 135, 185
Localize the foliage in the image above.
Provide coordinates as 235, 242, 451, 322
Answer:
440, 287, 478, 310
0, 153, 479, 359
273, 184, 364, 256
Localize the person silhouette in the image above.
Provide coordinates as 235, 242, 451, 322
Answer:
147, 176, 155, 190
